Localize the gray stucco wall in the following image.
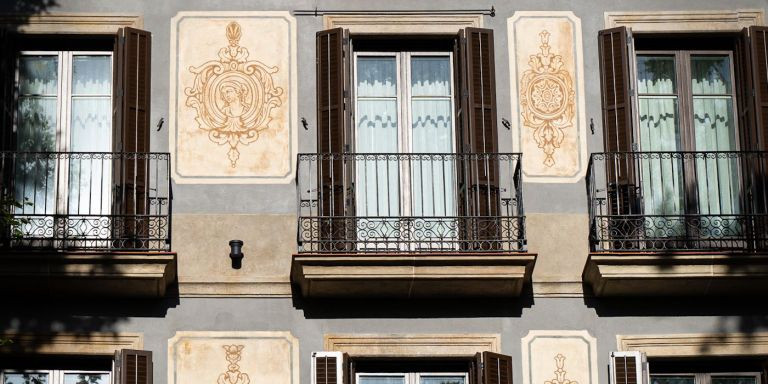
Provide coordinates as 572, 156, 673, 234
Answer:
2, 0, 768, 384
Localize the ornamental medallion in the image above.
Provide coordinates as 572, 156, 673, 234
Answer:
184, 21, 284, 167
519, 30, 575, 167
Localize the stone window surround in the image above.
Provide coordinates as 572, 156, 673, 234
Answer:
604, 9, 764, 32
323, 14, 482, 34
324, 334, 500, 357
0, 13, 142, 34
0, 332, 143, 356
617, 333, 768, 357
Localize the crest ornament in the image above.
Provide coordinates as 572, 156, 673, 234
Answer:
185, 21, 284, 167
544, 354, 577, 384
520, 30, 575, 167
218, 345, 250, 384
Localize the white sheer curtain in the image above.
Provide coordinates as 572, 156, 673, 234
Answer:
690, 55, 740, 216
410, 56, 454, 218
636, 55, 684, 221
355, 56, 399, 217
15, 55, 58, 215
68, 54, 113, 216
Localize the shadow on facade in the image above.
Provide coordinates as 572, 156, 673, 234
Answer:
291, 284, 534, 319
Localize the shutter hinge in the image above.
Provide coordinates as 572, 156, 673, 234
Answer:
344, 144, 350, 153
631, 142, 638, 151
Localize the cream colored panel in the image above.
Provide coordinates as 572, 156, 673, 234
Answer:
174, 214, 294, 297
170, 12, 297, 184
521, 331, 598, 384
168, 332, 299, 384
527, 213, 588, 296
508, 12, 587, 183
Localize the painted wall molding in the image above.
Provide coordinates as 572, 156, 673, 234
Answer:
324, 334, 500, 356
0, 13, 142, 34
604, 9, 764, 31
0, 332, 143, 355
617, 333, 768, 357
324, 14, 482, 33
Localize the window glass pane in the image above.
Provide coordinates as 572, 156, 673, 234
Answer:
420, 376, 465, 384
72, 55, 111, 95
651, 376, 695, 384
357, 57, 397, 97
63, 374, 110, 384
18, 55, 58, 95
691, 55, 732, 94
712, 376, 757, 384
17, 97, 57, 151
358, 376, 406, 384
637, 56, 676, 94
3, 373, 49, 384
70, 98, 112, 152
411, 56, 451, 96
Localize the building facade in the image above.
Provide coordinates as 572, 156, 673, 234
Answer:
1, 2, 767, 384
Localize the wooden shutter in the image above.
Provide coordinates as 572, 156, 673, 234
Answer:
0, 28, 16, 151
598, 27, 640, 223
312, 351, 346, 384
458, 28, 500, 249
750, 26, 768, 150
117, 349, 153, 384
477, 351, 513, 384
609, 352, 648, 384
114, 27, 151, 248
316, 28, 351, 251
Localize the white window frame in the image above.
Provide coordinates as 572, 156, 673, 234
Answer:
0, 369, 111, 384
15, 50, 114, 216
650, 372, 762, 384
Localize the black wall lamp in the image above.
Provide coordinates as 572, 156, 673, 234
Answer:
229, 240, 244, 269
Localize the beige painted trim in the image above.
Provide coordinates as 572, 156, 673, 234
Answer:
324, 334, 500, 356
178, 281, 292, 297
0, 13, 142, 34
532, 281, 584, 297
617, 333, 768, 357
0, 332, 143, 355
604, 9, 764, 32
323, 14, 482, 34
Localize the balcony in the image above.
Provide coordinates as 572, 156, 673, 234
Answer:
584, 151, 768, 296
290, 153, 536, 298
0, 152, 176, 297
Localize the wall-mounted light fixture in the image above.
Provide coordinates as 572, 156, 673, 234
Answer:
229, 240, 244, 269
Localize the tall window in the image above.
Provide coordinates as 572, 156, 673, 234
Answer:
14, 51, 113, 218
651, 373, 761, 384
354, 51, 456, 219
1, 370, 111, 384
635, 51, 741, 219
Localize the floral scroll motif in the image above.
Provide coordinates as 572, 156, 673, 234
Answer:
218, 345, 250, 384
185, 22, 284, 167
520, 30, 575, 167
544, 354, 578, 384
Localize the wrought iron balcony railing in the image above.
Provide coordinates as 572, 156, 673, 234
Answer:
0, 151, 171, 251
297, 152, 525, 253
587, 151, 768, 252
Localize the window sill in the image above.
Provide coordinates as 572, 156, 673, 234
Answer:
583, 251, 768, 296
0, 250, 176, 298
291, 252, 536, 298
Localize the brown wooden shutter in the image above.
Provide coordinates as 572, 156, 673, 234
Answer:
598, 27, 640, 221
0, 28, 16, 151
736, 28, 757, 150
478, 351, 513, 384
458, 28, 500, 249
750, 26, 768, 150
316, 28, 351, 251
118, 349, 153, 384
114, 27, 151, 248
312, 351, 346, 384
609, 352, 647, 384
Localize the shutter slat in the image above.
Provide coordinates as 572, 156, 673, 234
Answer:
312, 352, 344, 384
609, 352, 646, 384
598, 27, 633, 153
